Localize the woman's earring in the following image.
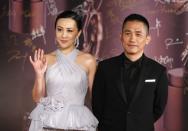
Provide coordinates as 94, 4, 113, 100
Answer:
75, 38, 79, 48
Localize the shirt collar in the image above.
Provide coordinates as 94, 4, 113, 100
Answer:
123, 54, 144, 69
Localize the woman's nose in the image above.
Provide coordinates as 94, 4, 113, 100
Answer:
61, 31, 67, 38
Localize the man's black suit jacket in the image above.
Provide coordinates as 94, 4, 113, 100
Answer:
92, 53, 168, 131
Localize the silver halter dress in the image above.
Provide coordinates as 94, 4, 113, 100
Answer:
29, 49, 98, 131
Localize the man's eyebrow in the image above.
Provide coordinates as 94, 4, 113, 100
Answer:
123, 29, 131, 32
135, 30, 143, 33
123, 29, 143, 32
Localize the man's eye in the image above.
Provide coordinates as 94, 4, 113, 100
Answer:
57, 28, 62, 31
124, 32, 130, 35
137, 34, 144, 37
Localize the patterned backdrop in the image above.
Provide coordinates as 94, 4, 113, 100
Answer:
0, 0, 187, 131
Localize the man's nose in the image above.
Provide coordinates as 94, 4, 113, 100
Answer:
130, 34, 136, 41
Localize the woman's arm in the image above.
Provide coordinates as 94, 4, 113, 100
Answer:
29, 49, 48, 103
87, 55, 97, 100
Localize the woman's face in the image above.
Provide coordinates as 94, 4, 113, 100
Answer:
55, 18, 81, 50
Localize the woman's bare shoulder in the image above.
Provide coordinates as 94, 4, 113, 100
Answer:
77, 51, 96, 68
45, 51, 56, 65
45, 51, 56, 57
78, 51, 96, 62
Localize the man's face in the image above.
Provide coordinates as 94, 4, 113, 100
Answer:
120, 20, 151, 57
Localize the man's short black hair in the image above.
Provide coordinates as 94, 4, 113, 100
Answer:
122, 14, 150, 34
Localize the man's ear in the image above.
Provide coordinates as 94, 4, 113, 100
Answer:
146, 35, 151, 45
120, 33, 123, 42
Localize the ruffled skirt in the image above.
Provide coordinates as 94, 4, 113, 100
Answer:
29, 98, 98, 131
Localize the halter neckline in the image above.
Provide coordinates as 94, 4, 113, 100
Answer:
56, 48, 78, 61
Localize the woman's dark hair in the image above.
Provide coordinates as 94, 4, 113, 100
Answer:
55, 10, 83, 31
122, 13, 150, 34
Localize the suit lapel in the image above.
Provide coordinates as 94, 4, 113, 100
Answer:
129, 56, 150, 107
116, 54, 127, 104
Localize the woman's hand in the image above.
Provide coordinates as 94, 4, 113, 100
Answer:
29, 49, 47, 77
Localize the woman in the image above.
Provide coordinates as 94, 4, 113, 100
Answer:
29, 10, 98, 131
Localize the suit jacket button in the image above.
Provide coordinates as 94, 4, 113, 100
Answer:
127, 112, 131, 114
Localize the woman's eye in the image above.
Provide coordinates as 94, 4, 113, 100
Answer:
67, 29, 73, 32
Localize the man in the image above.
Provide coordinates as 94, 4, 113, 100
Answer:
92, 14, 168, 131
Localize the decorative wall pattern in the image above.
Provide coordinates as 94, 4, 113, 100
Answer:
0, 0, 187, 131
